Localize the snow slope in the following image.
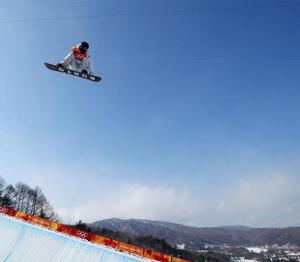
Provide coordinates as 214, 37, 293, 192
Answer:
0, 214, 147, 262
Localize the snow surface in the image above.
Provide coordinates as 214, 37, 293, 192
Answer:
0, 214, 147, 262
246, 247, 268, 254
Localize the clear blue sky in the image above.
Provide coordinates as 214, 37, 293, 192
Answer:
0, 0, 300, 227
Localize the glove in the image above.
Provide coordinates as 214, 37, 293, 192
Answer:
56, 63, 64, 68
81, 69, 88, 74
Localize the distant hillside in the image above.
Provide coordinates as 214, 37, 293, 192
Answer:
89, 219, 300, 250
77, 220, 228, 262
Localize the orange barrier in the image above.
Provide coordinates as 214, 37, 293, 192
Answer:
144, 249, 171, 262
172, 258, 189, 262
93, 235, 119, 249
57, 224, 72, 234
161, 254, 172, 262
0, 206, 17, 217
68, 227, 95, 242
0, 205, 189, 262
116, 242, 144, 257
49, 221, 59, 231
30, 216, 51, 228
15, 211, 32, 222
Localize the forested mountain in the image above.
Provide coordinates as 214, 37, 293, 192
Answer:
90, 218, 300, 250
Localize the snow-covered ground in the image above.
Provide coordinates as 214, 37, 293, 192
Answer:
0, 214, 148, 262
285, 251, 300, 257
234, 257, 258, 262
246, 247, 268, 254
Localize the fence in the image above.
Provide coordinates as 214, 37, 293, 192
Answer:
0, 205, 188, 262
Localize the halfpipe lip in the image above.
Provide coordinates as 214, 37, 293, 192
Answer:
0, 213, 149, 262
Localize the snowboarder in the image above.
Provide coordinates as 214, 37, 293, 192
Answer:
57, 41, 93, 75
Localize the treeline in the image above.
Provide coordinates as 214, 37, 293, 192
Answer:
0, 176, 59, 221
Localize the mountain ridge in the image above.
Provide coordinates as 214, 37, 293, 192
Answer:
89, 218, 300, 250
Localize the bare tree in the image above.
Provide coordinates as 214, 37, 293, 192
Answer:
14, 183, 30, 212
1, 184, 15, 208
0, 176, 6, 198
0, 178, 59, 221
28, 187, 39, 216
3, 184, 16, 207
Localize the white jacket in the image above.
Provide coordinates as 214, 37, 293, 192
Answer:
61, 51, 93, 75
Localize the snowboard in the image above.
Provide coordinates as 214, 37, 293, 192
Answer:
44, 63, 101, 82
